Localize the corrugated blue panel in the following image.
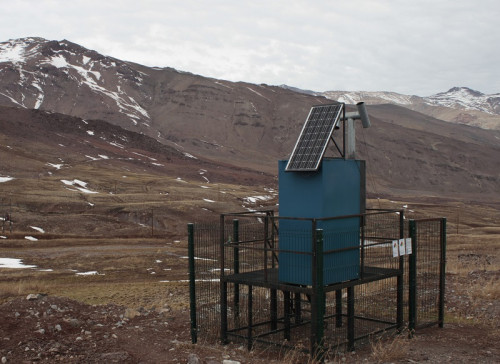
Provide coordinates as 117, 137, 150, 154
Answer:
278, 158, 362, 286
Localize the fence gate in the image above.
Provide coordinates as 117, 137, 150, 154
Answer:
408, 218, 446, 330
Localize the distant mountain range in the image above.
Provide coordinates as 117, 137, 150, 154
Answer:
1, 37, 499, 205
325, 87, 500, 114
2, 37, 499, 132
280, 87, 500, 130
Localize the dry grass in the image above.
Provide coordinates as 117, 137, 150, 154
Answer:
465, 276, 500, 310
278, 342, 338, 364
1, 194, 499, 362
280, 349, 318, 363
0, 267, 190, 309
439, 206, 500, 329
0, 160, 277, 238
369, 332, 410, 363
0, 235, 192, 309
0, 277, 55, 303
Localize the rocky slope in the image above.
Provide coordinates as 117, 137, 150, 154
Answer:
0, 38, 329, 172
0, 37, 499, 203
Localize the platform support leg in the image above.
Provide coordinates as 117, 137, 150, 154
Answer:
347, 286, 355, 351
284, 291, 291, 341
335, 289, 342, 327
271, 288, 278, 331
294, 292, 302, 324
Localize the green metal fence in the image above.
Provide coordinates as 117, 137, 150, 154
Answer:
188, 212, 446, 356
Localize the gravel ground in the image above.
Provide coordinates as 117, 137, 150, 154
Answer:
1, 292, 499, 364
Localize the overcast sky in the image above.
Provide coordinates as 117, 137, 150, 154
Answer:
1, 0, 499, 96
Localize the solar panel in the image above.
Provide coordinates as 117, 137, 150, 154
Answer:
286, 103, 344, 171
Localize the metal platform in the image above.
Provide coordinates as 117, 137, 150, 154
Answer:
222, 266, 401, 294
220, 265, 404, 354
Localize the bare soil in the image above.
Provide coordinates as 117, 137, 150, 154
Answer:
1, 223, 499, 364
0, 291, 498, 363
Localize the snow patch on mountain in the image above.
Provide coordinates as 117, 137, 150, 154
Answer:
0, 38, 44, 64
0, 41, 25, 63
42, 53, 149, 124
61, 179, 98, 194
0, 37, 151, 126
425, 87, 500, 114
32, 82, 44, 109
326, 91, 414, 106
47, 163, 63, 169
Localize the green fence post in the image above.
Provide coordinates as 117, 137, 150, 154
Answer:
397, 210, 405, 332
360, 214, 365, 278
269, 213, 278, 331
439, 218, 447, 328
247, 285, 253, 351
310, 221, 317, 354
408, 220, 417, 335
233, 219, 240, 317
312, 228, 325, 360
220, 215, 228, 344
187, 223, 197, 344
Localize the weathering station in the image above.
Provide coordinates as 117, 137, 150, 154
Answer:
188, 102, 447, 358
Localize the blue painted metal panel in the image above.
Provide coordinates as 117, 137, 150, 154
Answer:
278, 158, 363, 286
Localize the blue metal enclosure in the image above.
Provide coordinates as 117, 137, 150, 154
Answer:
278, 158, 365, 286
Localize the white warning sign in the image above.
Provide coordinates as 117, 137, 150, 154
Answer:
405, 237, 412, 255
399, 239, 406, 256
392, 240, 399, 257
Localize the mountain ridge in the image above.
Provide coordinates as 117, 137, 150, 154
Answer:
318, 86, 500, 114
288, 86, 500, 130
2, 37, 499, 130
0, 37, 499, 205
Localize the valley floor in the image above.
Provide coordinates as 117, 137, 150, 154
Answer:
0, 200, 498, 363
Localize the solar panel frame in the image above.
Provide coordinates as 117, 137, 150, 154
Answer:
285, 103, 344, 171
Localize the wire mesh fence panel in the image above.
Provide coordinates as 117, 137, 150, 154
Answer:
191, 213, 277, 343
323, 289, 348, 348
363, 210, 403, 271
413, 219, 443, 328
365, 209, 403, 239
191, 221, 221, 341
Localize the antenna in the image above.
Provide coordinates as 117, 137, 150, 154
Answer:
343, 102, 371, 128
342, 102, 371, 159
357, 102, 371, 128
